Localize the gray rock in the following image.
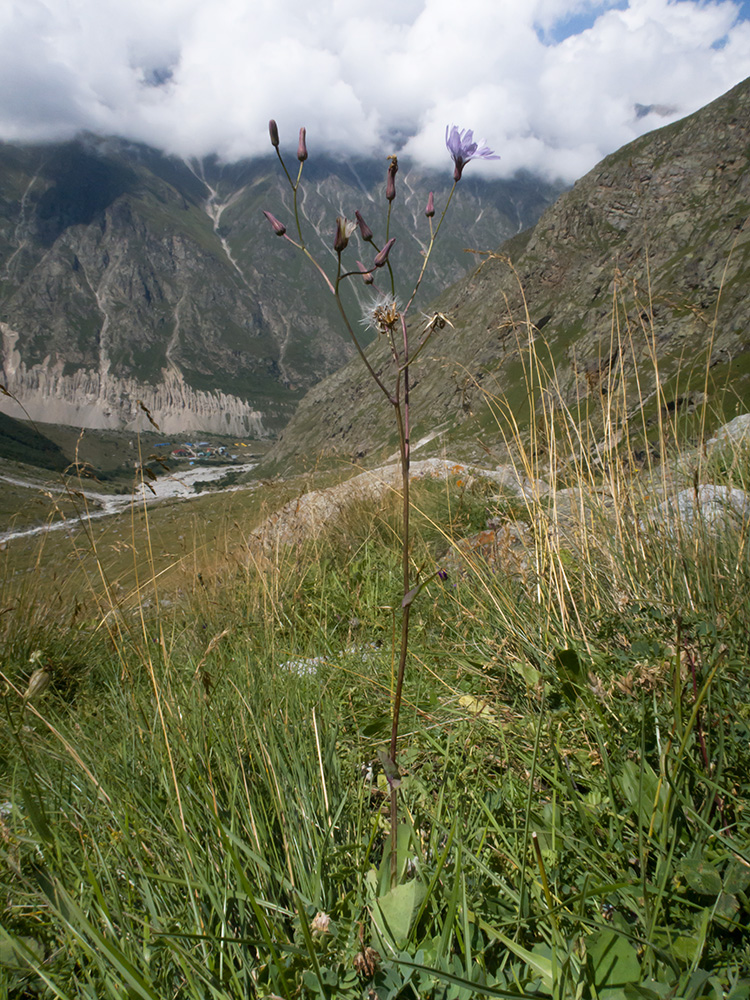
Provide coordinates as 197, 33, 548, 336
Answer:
709, 413, 750, 447
645, 484, 750, 532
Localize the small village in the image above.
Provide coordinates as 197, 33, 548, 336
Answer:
158, 440, 255, 462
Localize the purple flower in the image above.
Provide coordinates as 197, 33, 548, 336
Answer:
269, 119, 280, 148
425, 191, 435, 218
445, 126, 500, 182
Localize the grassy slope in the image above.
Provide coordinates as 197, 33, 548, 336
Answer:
0, 375, 749, 997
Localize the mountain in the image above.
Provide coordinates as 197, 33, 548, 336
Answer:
267, 77, 750, 471
0, 135, 561, 436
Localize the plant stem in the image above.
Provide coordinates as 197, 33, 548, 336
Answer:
388, 318, 411, 886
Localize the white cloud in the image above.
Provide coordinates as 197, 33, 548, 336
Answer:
0, 0, 748, 181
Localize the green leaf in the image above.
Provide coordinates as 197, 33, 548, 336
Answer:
0, 936, 44, 970
587, 930, 641, 990
713, 890, 740, 924
723, 858, 750, 894
510, 660, 542, 687
680, 859, 723, 896
474, 919, 553, 990
20, 786, 53, 844
553, 648, 585, 705
377, 749, 402, 789
375, 880, 426, 948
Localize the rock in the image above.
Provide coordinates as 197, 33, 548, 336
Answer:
644, 484, 750, 532
248, 459, 545, 551
708, 413, 750, 448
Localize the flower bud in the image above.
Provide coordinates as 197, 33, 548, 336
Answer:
373, 237, 396, 268
355, 210, 373, 242
334, 216, 357, 253
425, 191, 435, 218
262, 210, 286, 236
268, 119, 280, 148
385, 155, 398, 202
297, 127, 307, 161
357, 260, 374, 285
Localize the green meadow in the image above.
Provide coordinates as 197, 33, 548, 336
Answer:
1, 338, 749, 999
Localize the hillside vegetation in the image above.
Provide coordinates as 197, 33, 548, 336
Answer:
1, 328, 749, 996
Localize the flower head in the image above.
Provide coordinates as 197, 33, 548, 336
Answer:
334, 216, 357, 253
268, 119, 280, 148
445, 126, 500, 181
311, 911, 331, 935
425, 191, 435, 218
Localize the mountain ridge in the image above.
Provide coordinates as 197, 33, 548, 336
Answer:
265, 76, 750, 472
0, 136, 561, 434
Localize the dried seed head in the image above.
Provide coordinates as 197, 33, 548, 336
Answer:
311, 911, 331, 934
363, 294, 400, 334
24, 666, 52, 703
354, 947, 381, 978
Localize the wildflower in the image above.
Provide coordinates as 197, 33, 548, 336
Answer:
373, 237, 396, 268
297, 127, 307, 161
425, 191, 435, 217
268, 119, 280, 148
311, 911, 331, 934
357, 260, 374, 285
445, 125, 500, 181
355, 210, 374, 242
437, 568, 449, 581
334, 216, 357, 253
385, 155, 398, 201
262, 210, 286, 236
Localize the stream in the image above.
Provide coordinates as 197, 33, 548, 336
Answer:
0, 462, 259, 546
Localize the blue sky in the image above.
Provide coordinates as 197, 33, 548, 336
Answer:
1, 0, 749, 182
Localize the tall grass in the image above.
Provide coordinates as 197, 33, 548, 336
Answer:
1, 305, 750, 997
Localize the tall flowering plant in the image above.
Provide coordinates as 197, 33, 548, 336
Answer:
264, 123, 499, 883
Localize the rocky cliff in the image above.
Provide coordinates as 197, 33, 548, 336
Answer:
267, 77, 750, 470
0, 136, 560, 435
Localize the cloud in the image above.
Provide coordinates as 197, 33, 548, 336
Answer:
1, 0, 749, 181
